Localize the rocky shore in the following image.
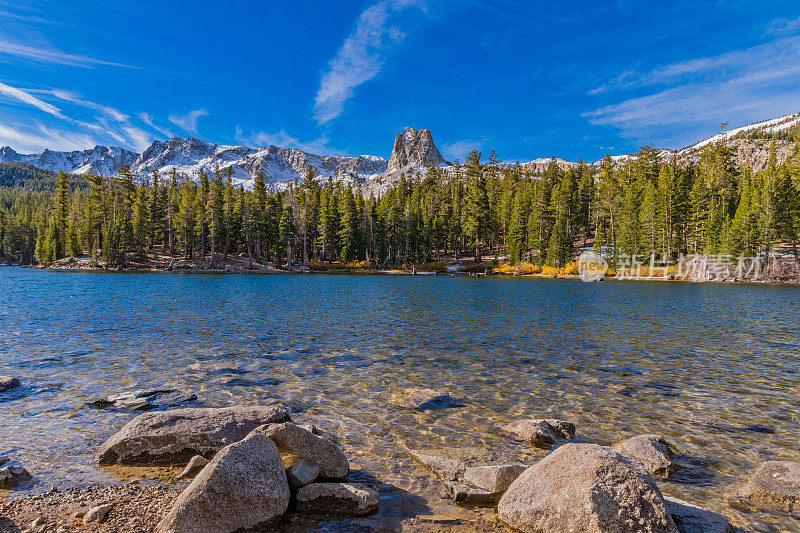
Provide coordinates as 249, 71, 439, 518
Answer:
2, 381, 800, 532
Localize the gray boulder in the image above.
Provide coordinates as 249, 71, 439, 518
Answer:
156, 431, 290, 533
97, 405, 290, 465
92, 389, 197, 411
664, 497, 733, 533
502, 418, 575, 448
287, 458, 319, 490
257, 422, 348, 481
84, 503, 114, 524
178, 455, 210, 480
0, 376, 20, 393
498, 443, 677, 533
462, 464, 526, 493
409, 450, 466, 481
444, 481, 503, 507
614, 434, 677, 477
0, 464, 31, 489
741, 460, 800, 511
295, 483, 379, 517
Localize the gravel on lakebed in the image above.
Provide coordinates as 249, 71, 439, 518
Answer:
0, 483, 180, 532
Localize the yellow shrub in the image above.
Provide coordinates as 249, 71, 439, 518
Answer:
307, 260, 329, 271
344, 260, 372, 269
493, 261, 542, 275
413, 262, 447, 272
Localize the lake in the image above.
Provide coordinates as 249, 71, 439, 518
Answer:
1, 268, 799, 530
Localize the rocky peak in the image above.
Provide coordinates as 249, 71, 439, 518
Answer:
387, 127, 445, 172
0, 146, 20, 162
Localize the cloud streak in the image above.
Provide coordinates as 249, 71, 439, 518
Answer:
586, 32, 800, 147
314, 0, 426, 124
169, 108, 210, 134
235, 127, 334, 154
0, 34, 131, 68
0, 80, 164, 152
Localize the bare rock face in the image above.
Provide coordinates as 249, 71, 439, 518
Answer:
664, 497, 733, 533
257, 422, 349, 481
0, 376, 20, 393
498, 443, 678, 533
742, 460, 800, 511
97, 405, 290, 465
156, 432, 290, 533
614, 434, 677, 477
295, 483, 379, 517
387, 128, 445, 172
502, 418, 575, 448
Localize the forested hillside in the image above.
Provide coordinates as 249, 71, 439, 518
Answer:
0, 140, 798, 269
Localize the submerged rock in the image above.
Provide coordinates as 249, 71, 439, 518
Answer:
257, 422, 349, 481
295, 483, 379, 517
286, 458, 320, 490
409, 450, 466, 481
498, 443, 677, 533
444, 481, 503, 507
390, 388, 463, 410
462, 464, 526, 493
614, 434, 677, 477
501, 418, 575, 448
156, 432, 290, 533
178, 455, 210, 480
664, 496, 733, 533
97, 404, 290, 465
0, 376, 20, 393
91, 389, 197, 411
0, 464, 32, 489
741, 460, 800, 511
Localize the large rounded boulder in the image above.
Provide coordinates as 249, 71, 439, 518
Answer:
156, 431, 290, 533
97, 405, 290, 465
498, 443, 678, 533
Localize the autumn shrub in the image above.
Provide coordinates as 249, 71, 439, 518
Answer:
307, 260, 329, 271
413, 262, 447, 272
493, 261, 542, 275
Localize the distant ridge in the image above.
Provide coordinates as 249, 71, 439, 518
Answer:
1, 112, 797, 188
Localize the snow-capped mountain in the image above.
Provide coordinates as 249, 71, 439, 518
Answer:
0, 145, 139, 175
1, 112, 797, 188
132, 137, 388, 187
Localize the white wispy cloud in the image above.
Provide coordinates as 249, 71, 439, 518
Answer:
138, 112, 174, 139
235, 127, 333, 154
0, 34, 130, 68
0, 122, 99, 153
766, 16, 800, 36
0, 81, 67, 118
25, 88, 129, 122
0, 80, 162, 152
314, 0, 426, 124
439, 139, 485, 161
169, 108, 210, 134
585, 32, 800, 147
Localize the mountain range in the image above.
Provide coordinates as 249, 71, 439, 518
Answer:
1, 113, 798, 190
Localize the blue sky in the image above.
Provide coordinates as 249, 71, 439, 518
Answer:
1, 1, 799, 162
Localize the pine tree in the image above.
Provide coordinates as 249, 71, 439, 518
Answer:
464, 150, 489, 262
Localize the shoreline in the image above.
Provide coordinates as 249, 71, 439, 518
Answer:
7, 262, 799, 285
